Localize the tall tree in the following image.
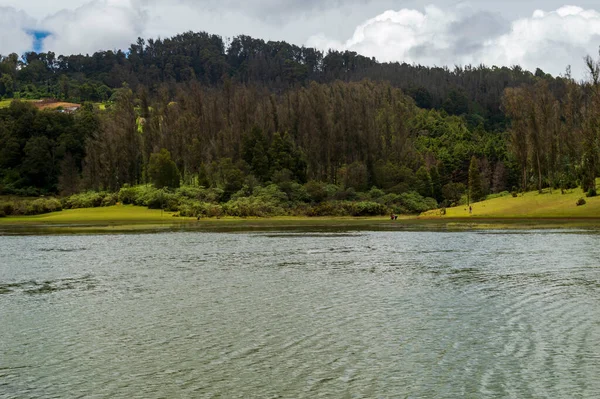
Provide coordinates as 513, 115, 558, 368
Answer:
468, 156, 484, 202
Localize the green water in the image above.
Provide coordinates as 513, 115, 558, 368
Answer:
1, 230, 600, 398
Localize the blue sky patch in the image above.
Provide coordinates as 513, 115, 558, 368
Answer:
27, 30, 51, 53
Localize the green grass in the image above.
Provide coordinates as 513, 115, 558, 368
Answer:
422, 186, 600, 219
0, 205, 185, 224
4, 193, 600, 235
0, 99, 13, 109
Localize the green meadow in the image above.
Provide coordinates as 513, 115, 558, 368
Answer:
422, 188, 600, 219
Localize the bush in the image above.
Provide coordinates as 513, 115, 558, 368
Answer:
102, 193, 118, 207
586, 188, 597, 198
24, 198, 62, 215
223, 196, 285, 217
64, 191, 104, 209
397, 191, 438, 214
577, 198, 586, 206
368, 186, 385, 200
118, 185, 138, 204
304, 180, 328, 203
1, 202, 15, 216
511, 191, 518, 198
0, 210, 5, 218
306, 200, 388, 217
350, 201, 388, 216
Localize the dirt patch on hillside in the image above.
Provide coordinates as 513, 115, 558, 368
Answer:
34, 99, 81, 111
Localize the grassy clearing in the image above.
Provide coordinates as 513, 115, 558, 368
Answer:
0, 99, 12, 109
422, 187, 600, 219
0, 205, 186, 224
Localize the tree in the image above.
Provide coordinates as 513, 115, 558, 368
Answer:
148, 149, 180, 189
429, 164, 443, 202
415, 166, 433, 198
57, 153, 81, 196
468, 156, 484, 202
442, 182, 466, 205
0, 74, 14, 97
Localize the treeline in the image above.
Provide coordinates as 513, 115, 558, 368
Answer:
502, 54, 600, 196
0, 79, 509, 212
0, 31, 559, 130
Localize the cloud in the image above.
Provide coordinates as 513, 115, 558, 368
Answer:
40, 0, 147, 55
487, 6, 600, 78
307, 5, 600, 79
2, 1, 600, 79
0, 7, 36, 55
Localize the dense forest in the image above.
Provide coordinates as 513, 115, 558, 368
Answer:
1, 31, 599, 217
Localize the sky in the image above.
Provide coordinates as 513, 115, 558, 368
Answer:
1, 0, 600, 79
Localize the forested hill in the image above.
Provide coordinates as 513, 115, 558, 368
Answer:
1, 31, 558, 130
1, 30, 599, 219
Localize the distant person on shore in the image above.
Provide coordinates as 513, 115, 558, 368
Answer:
469, 206, 472, 214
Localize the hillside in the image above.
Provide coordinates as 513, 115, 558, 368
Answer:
422, 188, 600, 219
1, 30, 600, 221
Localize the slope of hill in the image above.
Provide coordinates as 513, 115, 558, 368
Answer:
421, 189, 600, 219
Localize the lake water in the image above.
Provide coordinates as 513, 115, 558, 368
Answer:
1, 230, 600, 398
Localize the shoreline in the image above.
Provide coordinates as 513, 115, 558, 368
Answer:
2, 213, 600, 235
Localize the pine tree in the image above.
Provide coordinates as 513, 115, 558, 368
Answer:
468, 156, 484, 202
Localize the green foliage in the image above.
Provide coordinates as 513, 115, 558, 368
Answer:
148, 149, 180, 189
469, 156, 484, 202
0, 197, 62, 216
337, 162, 369, 192
368, 186, 385, 200
64, 191, 109, 209
304, 180, 328, 203
577, 198, 587, 206
485, 191, 510, 200
586, 188, 597, 198
442, 182, 466, 205
415, 166, 433, 198
307, 201, 388, 217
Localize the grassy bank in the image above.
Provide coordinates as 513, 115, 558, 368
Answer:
0, 204, 184, 224
2, 202, 600, 236
421, 187, 600, 219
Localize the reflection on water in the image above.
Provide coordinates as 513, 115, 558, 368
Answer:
1, 231, 600, 398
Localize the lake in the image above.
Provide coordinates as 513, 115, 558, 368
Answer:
1, 230, 600, 398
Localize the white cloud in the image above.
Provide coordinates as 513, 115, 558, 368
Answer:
1, 1, 600, 79
0, 7, 35, 55
486, 6, 600, 78
307, 5, 600, 79
40, 0, 147, 55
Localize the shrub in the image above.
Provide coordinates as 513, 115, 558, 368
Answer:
0, 210, 5, 218
511, 191, 518, 198
145, 190, 178, 210
64, 191, 104, 209
350, 201, 388, 216
304, 180, 328, 203
118, 185, 138, 204
586, 188, 597, 198
24, 198, 62, 215
577, 198, 586, 206
223, 196, 285, 217
176, 186, 206, 200
101, 193, 118, 207
1, 202, 15, 216
368, 186, 385, 200
397, 191, 438, 214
